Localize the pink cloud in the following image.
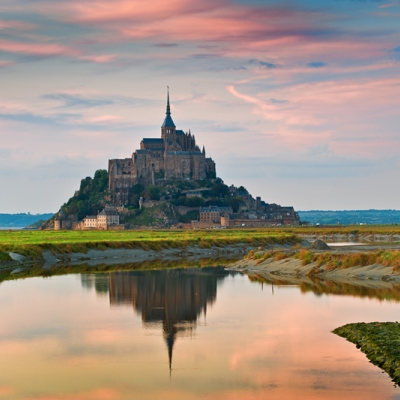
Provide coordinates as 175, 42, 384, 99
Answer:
0, 60, 13, 68
78, 54, 117, 63
0, 20, 36, 31
378, 3, 396, 8
227, 75, 400, 156
0, 39, 77, 57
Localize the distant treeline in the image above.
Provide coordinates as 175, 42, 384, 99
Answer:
0, 213, 54, 228
298, 210, 400, 225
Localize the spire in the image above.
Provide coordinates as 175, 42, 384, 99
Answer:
166, 86, 171, 116
162, 86, 176, 128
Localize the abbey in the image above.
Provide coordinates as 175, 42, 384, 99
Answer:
108, 90, 216, 206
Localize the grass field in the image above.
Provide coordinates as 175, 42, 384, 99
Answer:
0, 228, 299, 258
1, 225, 400, 259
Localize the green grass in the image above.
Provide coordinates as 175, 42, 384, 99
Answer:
333, 322, 400, 385
0, 250, 11, 262
0, 229, 299, 259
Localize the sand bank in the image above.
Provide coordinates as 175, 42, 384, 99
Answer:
227, 251, 400, 282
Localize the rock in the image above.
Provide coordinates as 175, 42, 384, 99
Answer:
310, 239, 331, 250
11, 267, 25, 274
9, 252, 27, 263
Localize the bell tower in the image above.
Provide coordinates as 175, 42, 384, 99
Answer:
161, 87, 176, 143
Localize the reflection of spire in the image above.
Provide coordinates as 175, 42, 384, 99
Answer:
164, 331, 176, 378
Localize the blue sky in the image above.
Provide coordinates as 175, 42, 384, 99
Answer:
1, 0, 400, 212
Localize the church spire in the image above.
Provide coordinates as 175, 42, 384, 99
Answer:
161, 86, 176, 128
166, 86, 171, 116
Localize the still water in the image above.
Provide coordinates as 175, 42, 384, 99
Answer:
1, 266, 400, 400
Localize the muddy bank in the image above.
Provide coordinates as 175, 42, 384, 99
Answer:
298, 233, 400, 245
1, 243, 298, 277
228, 257, 400, 283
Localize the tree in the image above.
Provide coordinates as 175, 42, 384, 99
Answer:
211, 183, 229, 198
144, 185, 161, 200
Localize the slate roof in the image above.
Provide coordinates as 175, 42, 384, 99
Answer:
142, 138, 164, 144
166, 151, 191, 155
162, 114, 176, 128
99, 208, 119, 216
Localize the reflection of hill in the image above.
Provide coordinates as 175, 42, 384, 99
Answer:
247, 273, 400, 302
109, 267, 233, 370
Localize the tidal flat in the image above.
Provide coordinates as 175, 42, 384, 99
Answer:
2, 264, 400, 399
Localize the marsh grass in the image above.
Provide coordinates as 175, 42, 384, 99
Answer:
333, 322, 400, 385
0, 251, 11, 262
245, 248, 400, 272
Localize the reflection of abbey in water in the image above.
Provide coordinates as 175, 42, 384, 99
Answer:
110, 268, 232, 371
81, 268, 233, 371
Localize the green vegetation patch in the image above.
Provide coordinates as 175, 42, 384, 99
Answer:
0, 229, 299, 260
333, 322, 400, 385
0, 251, 11, 262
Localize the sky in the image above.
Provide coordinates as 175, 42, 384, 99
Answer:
0, 0, 400, 213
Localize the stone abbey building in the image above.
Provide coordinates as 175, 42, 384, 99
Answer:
108, 90, 216, 206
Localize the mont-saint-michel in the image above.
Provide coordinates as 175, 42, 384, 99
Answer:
48, 90, 300, 230
3, 1, 400, 399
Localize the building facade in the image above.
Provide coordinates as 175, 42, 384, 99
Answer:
109, 90, 216, 206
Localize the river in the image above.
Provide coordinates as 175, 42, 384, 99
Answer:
1, 266, 400, 399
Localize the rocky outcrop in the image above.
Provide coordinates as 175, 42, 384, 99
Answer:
310, 239, 331, 250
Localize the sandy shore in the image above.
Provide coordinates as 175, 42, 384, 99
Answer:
227, 241, 400, 282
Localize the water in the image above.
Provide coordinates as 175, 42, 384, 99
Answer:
1, 266, 400, 399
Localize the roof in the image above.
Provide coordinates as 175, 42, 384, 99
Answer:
176, 130, 184, 135
200, 206, 233, 213
84, 216, 97, 220
166, 151, 192, 155
142, 138, 164, 144
99, 209, 119, 216
162, 89, 176, 128
162, 114, 176, 128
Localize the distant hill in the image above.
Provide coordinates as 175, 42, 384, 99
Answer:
298, 210, 400, 225
0, 213, 54, 228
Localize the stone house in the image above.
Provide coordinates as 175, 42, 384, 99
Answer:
199, 206, 233, 223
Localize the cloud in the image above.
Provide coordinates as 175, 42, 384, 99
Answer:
0, 20, 36, 31
307, 61, 327, 68
0, 60, 12, 68
249, 59, 278, 69
0, 39, 77, 58
154, 43, 178, 47
78, 54, 117, 63
42, 93, 114, 109
378, 2, 396, 8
